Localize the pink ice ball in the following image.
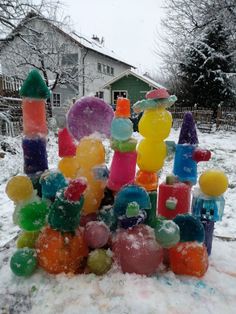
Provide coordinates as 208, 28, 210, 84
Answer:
112, 224, 163, 276
84, 221, 110, 249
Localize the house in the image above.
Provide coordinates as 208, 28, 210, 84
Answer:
102, 69, 165, 106
0, 12, 134, 121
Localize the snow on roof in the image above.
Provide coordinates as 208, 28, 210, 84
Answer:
102, 69, 165, 89
70, 32, 134, 68
0, 12, 134, 69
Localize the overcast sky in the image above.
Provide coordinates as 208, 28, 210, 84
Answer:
63, 0, 166, 73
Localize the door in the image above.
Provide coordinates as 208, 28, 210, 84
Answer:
112, 90, 128, 105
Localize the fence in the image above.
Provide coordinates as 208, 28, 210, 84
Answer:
0, 97, 53, 136
1, 100, 236, 136
0, 98, 22, 136
170, 105, 236, 132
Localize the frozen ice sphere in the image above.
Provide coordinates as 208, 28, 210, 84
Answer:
67, 96, 114, 141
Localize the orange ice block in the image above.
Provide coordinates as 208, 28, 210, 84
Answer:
115, 98, 131, 118
22, 98, 47, 136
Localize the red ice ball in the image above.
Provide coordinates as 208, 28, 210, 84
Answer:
112, 224, 163, 275
84, 221, 110, 249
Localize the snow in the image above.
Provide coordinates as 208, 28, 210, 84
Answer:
0, 128, 236, 313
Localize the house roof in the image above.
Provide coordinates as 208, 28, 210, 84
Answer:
0, 12, 134, 68
70, 32, 134, 68
102, 69, 165, 89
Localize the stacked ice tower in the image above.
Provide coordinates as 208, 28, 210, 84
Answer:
107, 98, 137, 191
6, 69, 228, 279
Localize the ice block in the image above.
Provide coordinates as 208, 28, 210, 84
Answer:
58, 127, 76, 157
107, 151, 137, 191
157, 177, 191, 219
22, 137, 48, 174
169, 242, 208, 277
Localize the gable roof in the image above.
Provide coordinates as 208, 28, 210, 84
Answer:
0, 12, 134, 68
102, 69, 165, 89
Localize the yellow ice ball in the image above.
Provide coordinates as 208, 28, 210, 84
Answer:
58, 157, 78, 179
76, 138, 105, 169
199, 169, 228, 197
137, 139, 167, 172
138, 108, 172, 140
6, 176, 33, 202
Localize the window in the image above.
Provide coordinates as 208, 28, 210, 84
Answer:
52, 93, 61, 107
61, 53, 78, 66
97, 63, 114, 76
102, 64, 106, 73
95, 91, 104, 99
112, 91, 128, 104
97, 63, 102, 72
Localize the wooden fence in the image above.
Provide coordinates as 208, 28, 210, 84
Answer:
170, 105, 236, 132
0, 100, 236, 136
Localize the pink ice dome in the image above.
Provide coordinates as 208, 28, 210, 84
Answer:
112, 224, 163, 275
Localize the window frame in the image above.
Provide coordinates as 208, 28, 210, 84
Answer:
52, 93, 61, 107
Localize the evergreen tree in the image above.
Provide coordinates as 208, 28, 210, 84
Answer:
178, 22, 235, 111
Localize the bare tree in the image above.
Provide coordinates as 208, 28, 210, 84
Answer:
0, 0, 67, 37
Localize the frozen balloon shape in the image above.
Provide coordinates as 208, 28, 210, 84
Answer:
6, 175, 34, 202
113, 224, 163, 275
10, 248, 37, 277
87, 249, 112, 275
36, 227, 88, 274
84, 221, 110, 248
67, 96, 114, 141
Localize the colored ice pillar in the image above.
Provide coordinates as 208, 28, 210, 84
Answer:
58, 128, 76, 157
157, 181, 191, 219
22, 99, 47, 137
146, 191, 157, 228
173, 144, 197, 184
22, 137, 48, 174
178, 112, 198, 145
107, 151, 137, 191
201, 219, 214, 255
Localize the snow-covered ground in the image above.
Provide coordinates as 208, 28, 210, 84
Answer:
0, 128, 236, 314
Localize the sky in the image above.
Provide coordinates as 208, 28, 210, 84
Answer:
63, 0, 166, 74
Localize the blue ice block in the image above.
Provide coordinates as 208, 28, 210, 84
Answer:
173, 144, 197, 184
192, 194, 225, 222
22, 137, 48, 175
